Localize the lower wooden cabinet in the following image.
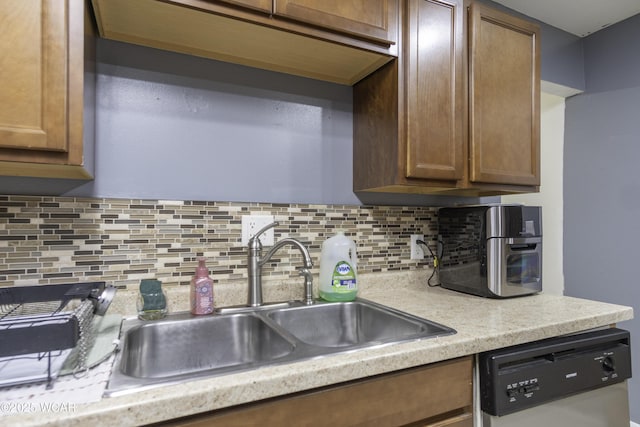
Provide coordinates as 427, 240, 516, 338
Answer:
424, 412, 473, 427
161, 356, 473, 427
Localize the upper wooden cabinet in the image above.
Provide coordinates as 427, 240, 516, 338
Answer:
468, 3, 540, 187
274, 0, 397, 45
91, 0, 399, 85
0, 0, 67, 153
405, 0, 464, 183
354, 0, 540, 196
218, 0, 398, 45
217, 0, 271, 13
0, 0, 95, 180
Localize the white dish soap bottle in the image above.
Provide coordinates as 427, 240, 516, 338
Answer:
319, 231, 358, 302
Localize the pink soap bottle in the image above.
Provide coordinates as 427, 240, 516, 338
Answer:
190, 257, 214, 315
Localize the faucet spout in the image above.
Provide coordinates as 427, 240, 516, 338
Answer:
260, 238, 313, 269
246, 225, 314, 307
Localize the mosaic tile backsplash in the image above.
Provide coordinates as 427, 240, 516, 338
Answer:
0, 196, 438, 290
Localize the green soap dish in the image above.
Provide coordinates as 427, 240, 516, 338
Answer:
138, 279, 167, 320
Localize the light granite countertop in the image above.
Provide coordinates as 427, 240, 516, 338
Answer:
1, 271, 633, 426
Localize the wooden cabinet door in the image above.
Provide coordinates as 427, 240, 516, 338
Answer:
405, 0, 464, 182
0, 0, 68, 153
423, 412, 473, 426
216, 0, 271, 13
468, 2, 540, 186
162, 357, 473, 427
274, 0, 398, 45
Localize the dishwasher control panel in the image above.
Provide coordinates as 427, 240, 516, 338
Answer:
479, 328, 632, 416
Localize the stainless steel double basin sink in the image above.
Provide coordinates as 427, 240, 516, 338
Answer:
105, 298, 455, 396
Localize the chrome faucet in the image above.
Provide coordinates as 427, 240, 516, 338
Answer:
247, 222, 314, 307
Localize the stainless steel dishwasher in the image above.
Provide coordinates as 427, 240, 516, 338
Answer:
479, 328, 632, 427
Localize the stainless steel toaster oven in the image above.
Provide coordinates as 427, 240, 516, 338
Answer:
437, 205, 542, 298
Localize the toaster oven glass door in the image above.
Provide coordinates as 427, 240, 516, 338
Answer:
487, 236, 542, 297
504, 237, 541, 286
506, 252, 540, 284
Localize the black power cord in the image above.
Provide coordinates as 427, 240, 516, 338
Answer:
416, 239, 442, 287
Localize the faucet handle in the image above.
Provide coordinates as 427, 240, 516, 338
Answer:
248, 221, 279, 247
298, 267, 314, 305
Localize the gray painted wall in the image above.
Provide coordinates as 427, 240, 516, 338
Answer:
62, 39, 480, 207
537, 24, 585, 92
71, 39, 357, 205
564, 12, 640, 422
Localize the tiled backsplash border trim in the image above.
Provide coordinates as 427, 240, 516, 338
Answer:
0, 196, 438, 290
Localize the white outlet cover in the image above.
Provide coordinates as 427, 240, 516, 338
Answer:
410, 234, 425, 260
241, 215, 275, 246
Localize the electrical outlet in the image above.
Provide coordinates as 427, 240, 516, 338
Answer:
241, 215, 275, 246
410, 234, 425, 260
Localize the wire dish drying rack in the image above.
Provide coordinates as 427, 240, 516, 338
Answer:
0, 282, 116, 389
